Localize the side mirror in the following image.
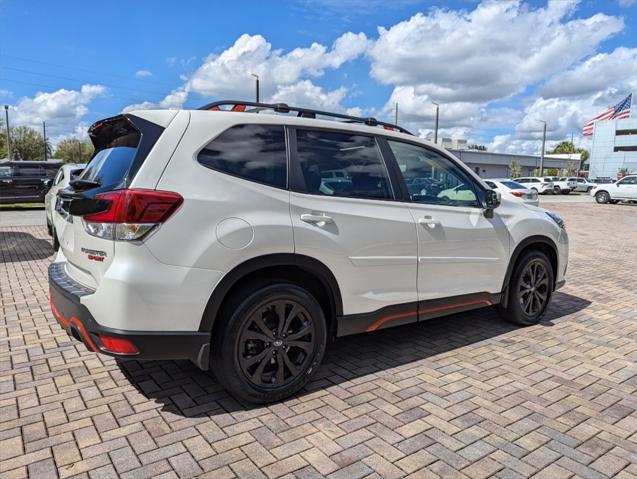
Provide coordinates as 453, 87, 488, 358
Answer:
484, 189, 501, 218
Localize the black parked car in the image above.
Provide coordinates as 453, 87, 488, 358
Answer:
0, 160, 63, 204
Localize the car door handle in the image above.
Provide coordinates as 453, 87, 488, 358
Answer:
301, 213, 334, 226
418, 216, 440, 228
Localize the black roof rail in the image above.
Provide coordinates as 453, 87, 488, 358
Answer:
197, 100, 412, 135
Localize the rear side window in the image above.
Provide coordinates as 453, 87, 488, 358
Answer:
197, 124, 287, 189
295, 129, 393, 200
0, 166, 13, 177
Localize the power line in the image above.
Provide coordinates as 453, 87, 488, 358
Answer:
1, 53, 179, 89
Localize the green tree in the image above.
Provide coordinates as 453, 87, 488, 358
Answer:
10, 126, 51, 160
549, 140, 589, 163
618, 167, 630, 178
565, 161, 579, 177
508, 159, 521, 178
54, 138, 93, 163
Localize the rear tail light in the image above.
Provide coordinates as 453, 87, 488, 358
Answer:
81, 189, 183, 241
99, 335, 139, 354
509, 191, 524, 198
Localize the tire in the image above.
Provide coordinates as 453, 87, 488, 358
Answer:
595, 191, 610, 204
46, 219, 53, 236
609, 200, 619, 204
553, 186, 561, 195
498, 250, 554, 326
212, 283, 327, 404
52, 228, 60, 251
562, 189, 570, 195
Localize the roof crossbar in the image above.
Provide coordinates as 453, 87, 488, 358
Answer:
197, 100, 412, 135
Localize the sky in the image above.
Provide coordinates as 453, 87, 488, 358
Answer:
1, 0, 636, 155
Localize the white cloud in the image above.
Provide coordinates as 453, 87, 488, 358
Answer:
0, 89, 10, 98
268, 80, 348, 111
187, 32, 368, 99
135, 70, 153, 78
538, 47, 637, 99
369, 2, 623, 104
617, 0, 636, 6
11, 84, 107, 136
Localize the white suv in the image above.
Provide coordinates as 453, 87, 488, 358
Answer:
590, 175, 637, 204
513, 177, 555, 195
49, 101, 569, 403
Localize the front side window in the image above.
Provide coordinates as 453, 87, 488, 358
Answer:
0, 166, 12, 178
618, 176, 636, 185
295, 129, 393, 200
198, 124, 286, 189
388, 141, 479, 207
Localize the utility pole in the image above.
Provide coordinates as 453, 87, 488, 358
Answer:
395, 102, 398, 125
251, 74, 260, 103
3, 105, 10, 160
77, 139, 82, 163
539, 120, 547, 176
43, 121, 48, 161
432, 102, 440, 144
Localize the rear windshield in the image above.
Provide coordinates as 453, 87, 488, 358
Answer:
501, 181, 525, 190
78, 117, 141, 190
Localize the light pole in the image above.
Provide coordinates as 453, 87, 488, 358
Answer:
251, 74, 260, 103
395, 102, 398, 125
3, 105, 10, 160
539, 120, 547, 176
432, 102, 440, 144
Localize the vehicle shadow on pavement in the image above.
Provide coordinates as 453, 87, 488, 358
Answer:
0, 231, 54, 263
116, 291, 591, 417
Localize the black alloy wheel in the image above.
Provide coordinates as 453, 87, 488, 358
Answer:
498, 250, 554, 325
517, 259, 549, 317
237, 299, 315, 388
212, 283, 327, 403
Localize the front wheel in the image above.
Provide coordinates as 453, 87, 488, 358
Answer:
595, 191, 610, 204
498, 251, 554, 326
212, 283, 327, 403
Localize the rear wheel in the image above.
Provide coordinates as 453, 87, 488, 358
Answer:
562, 189, 570, 195
595, 191, 610, 203
498, 250, 553, 326
212, 283, 327, 403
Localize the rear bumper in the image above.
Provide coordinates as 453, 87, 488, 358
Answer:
49, 262, 211, 369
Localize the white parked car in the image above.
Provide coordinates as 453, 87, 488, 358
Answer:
45, 163, 85, 250
590, 175, 637, 204
514, 177, 555, 195
49, 101, 569, 403
571, 177, 596, 193
553, 177, 578, 194
484, 179, 539, 207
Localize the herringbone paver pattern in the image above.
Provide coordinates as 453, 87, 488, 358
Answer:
1, 202, 636, 478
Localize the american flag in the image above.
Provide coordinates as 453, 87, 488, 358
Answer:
582, 93, 632, 136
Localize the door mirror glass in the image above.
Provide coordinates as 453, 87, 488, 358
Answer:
484, 189, 501, 213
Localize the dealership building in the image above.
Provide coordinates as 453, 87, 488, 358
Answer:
449, 149, 580, 179
587, 118, 637, 179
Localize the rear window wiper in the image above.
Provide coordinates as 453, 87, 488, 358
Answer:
69, 179, 101, 190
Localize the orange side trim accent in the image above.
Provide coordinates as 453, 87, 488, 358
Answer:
366, 299, 492, 332
49, 291, 98, 352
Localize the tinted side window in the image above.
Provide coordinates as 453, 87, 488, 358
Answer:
388, 141, 479, 207
17, 166, 44, 177
0, 166, 12, 178
618, 176, 636, 185
295, 129, 392, 200
198, 124, 287, 189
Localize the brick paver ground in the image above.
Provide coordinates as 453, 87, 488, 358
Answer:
1, 202, 636, 479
